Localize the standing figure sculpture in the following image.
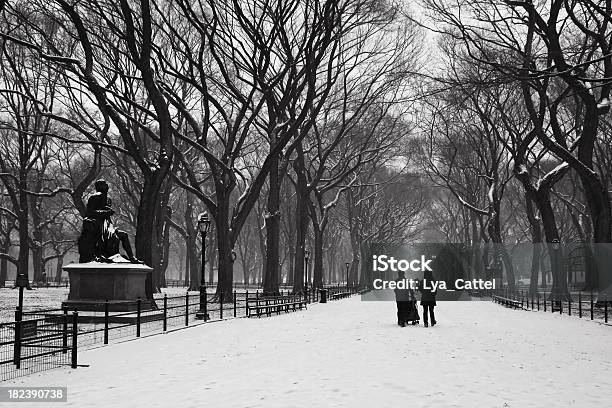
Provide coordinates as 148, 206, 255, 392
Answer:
78, 179, 140, 263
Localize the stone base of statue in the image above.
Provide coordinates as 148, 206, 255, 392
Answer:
62, 256, 156, 313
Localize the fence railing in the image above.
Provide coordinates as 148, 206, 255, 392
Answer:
2, 279, 69, 289
3, 279, 357, 291
491, 288, 610, 324
1, 309, 77, 382
1, 285, 359, 382
163, 280, 359, 290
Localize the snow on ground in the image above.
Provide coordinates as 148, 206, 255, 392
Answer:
3, 298, 612, 408
0, 287, 69, 322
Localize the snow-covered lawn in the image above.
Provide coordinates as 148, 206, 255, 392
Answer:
0, 287, 70, 323
4, 298, 611, 407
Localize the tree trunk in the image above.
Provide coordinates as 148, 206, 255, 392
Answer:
487, 198, 515, 290
187, 234, 199, 291
185, 193, 199, 291
0, 257, 7, 287
469, 213, 481, 280
154, 180, 172, 289
288, 247, 294, 287
326, 249, 335, 285
514, 160, 568, 298
290, 144, 313, 293
183, 241, 190, 287
264, 147, 286, 295
579, 215, 598, 290
136, 177, 164, 299
30, 198, 44, 283
208, 225, 216, 286
159, 208, 171, 287
55, 255, 64, 284
214, 187, 234, 302
263, 153, 281, 295
311, 220, 324, 289
292, 154, 309, 293
0, 232, 10, 287
525, 194, 543, 295
17, 178, 29, 281
31, 246, 43, 283
534, 191, 569, 300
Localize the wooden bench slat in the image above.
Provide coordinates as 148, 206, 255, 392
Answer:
247, 296, 307, 318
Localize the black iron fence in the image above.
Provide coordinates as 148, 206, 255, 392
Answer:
1, 286, 359, 382
4, 279, 355, 291
2, 279, 69, 289
491, 288, 611, 324
1, 310, 77, 382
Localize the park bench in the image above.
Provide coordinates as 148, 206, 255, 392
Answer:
246, 294, 307, 318
492, 294, 522, 309
328, 291, 351, 301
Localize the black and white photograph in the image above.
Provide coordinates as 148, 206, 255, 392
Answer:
0, 0, 611, 407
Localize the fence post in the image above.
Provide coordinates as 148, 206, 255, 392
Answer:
605, 297, 608, 324
590, 291, 594, 320
559, 297, 562, 315
544, 292, 546, 312
246, 290, 249, 317
551, 296, 554, 313
104, 300, 109, 344
568, 295, 571, 316
185, 292, 189, 326
163, 294, 167, 332
220, 292, 224, 320
233, 290, 237, 318
579, 292, 582, 318
136, 297, 141, 337
13, 306, 22, 368
62, 307, 68, 354
71, 311, 78, 369
537, 292, 540, 311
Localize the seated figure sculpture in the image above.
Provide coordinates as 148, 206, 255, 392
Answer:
78, 179, 140, 263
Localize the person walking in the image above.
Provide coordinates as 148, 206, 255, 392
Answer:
419, 270, 437, 327
394, 271, 411, 327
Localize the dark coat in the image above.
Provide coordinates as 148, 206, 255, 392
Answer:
418, 277, 437, 306
394, 279, 416, 302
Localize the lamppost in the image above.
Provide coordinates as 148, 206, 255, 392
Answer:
195, 212, 211, 320
345, 262, 350, 289
304, 249, 310, 300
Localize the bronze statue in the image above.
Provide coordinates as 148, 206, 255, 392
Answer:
78, 179, 140, 263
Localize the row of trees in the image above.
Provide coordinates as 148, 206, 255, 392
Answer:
416, 0, 612, 298
3, 0, 611, 300
0, 0, 423, 299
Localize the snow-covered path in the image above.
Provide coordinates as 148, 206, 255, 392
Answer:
4, 298, 611, 408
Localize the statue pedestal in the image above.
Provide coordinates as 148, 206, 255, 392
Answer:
62, 262, 155, 312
